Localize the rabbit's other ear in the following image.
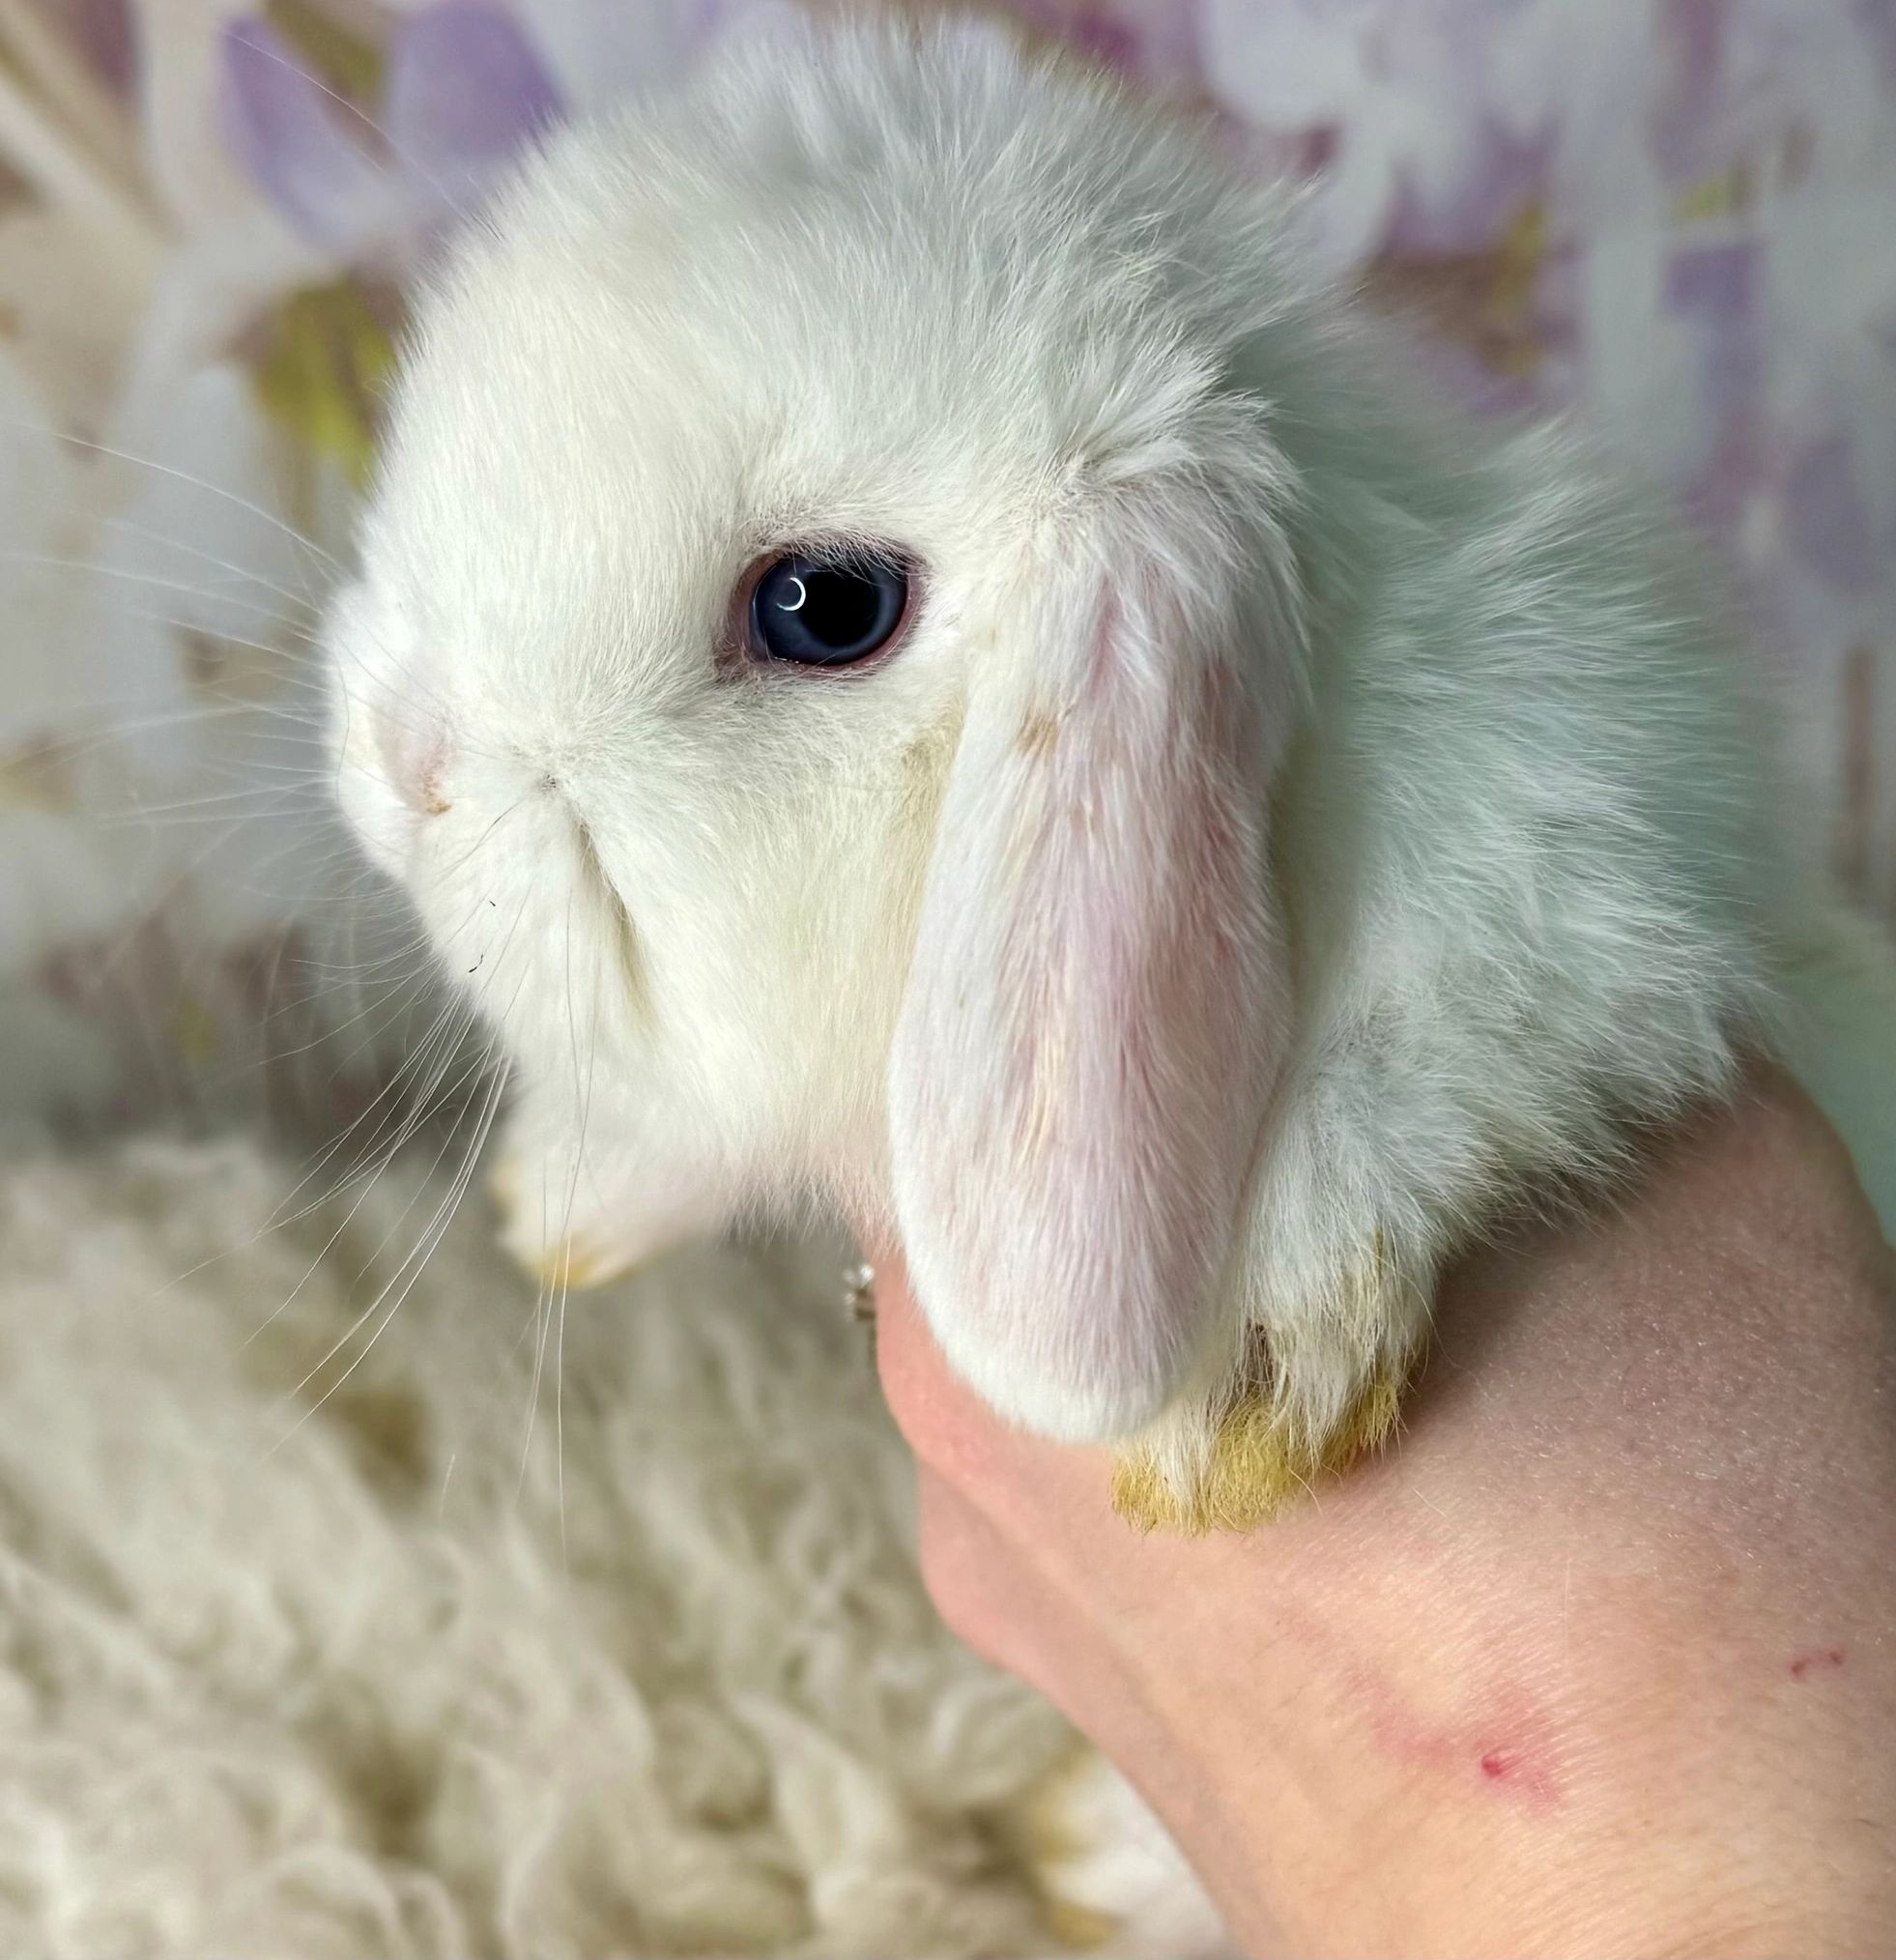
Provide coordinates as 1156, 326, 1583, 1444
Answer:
889, 496, 1290, 1440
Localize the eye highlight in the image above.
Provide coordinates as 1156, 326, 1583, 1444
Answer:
744, 548, 911, 669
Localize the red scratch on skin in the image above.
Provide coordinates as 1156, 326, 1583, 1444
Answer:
1789, 1647, 1846, 1681
1278, 1606, 1566, 1811
1472, 1741, 1563, 1808
1363, 1685, 1566, 1811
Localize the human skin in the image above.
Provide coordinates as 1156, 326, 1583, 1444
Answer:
860, 1073, 1896, 1957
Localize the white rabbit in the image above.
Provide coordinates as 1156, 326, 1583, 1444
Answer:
327, 11, 1896, 1532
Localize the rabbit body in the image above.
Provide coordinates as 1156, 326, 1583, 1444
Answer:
328, 14, 1893, 1529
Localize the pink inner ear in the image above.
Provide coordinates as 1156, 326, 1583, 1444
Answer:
889, 584, 1282, 1443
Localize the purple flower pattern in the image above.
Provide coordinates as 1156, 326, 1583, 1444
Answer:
221, 3, 561, 259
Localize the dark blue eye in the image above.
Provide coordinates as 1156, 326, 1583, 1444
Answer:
747, 550, 909, 668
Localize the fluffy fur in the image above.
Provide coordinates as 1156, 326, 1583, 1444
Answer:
326, 14, 1896, 1525
0, 1135, 1226, 1957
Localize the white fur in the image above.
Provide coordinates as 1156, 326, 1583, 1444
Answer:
328, 16, 1896, 1490
0, 1135, 1226, 1958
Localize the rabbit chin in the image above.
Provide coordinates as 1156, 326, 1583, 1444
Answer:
486, 1126, 733, 1295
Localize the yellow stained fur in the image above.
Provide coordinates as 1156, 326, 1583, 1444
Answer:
1111, 1360, 1410, 1537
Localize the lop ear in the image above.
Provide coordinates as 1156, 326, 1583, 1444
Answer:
888, 503, 1290, 1441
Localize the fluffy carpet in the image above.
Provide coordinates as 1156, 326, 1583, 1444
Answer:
0, 1136, 1222, 1958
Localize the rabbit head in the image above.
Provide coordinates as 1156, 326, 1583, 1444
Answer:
327, 16, 1312, 1443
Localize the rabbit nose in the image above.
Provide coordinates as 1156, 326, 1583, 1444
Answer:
376, 708, 453, 818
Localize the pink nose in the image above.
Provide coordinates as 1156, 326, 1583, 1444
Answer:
376, 708, 453, 818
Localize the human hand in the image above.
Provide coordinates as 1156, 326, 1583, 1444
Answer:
862, 1074, 1896, 1957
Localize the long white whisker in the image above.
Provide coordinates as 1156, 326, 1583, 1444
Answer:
92, 511, 329, 617
266, 1052, 512, 1450
91, 599, 480, 758
0, 548, 310, 625
264, 960, 433, 1061
264, 995, 479, 1229
237, 1012, 490, 1344
557, 949, 605, 1571
268, 882, 531, 1223
237, 36, 473, 221
33, 702, 320, 769
517, 884, 589, 1505
253, 915, 527, 1335
5, 421, 345, 574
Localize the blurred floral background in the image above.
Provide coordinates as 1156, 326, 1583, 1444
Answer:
1, 0, 1892, 1141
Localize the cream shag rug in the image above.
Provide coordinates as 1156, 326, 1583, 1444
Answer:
0, 1138, 1223, 1958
